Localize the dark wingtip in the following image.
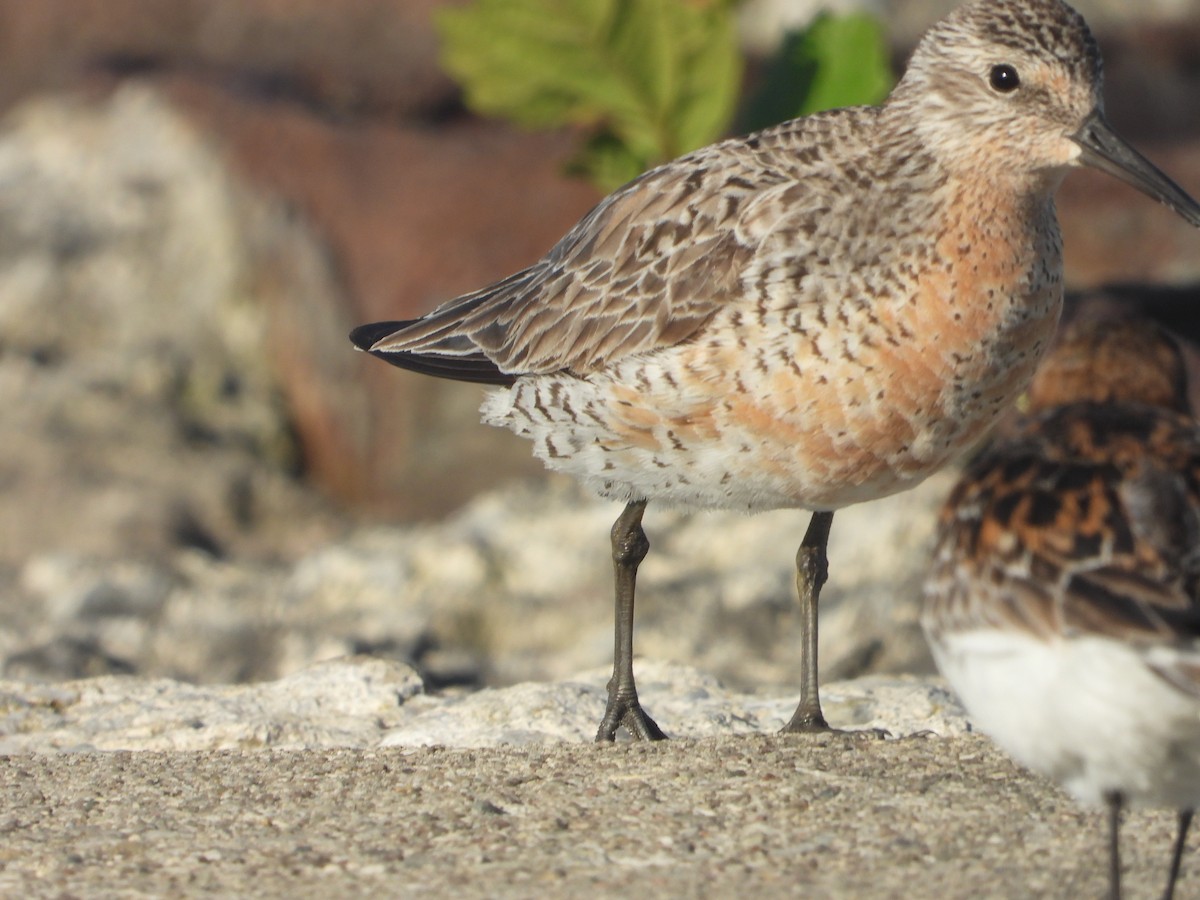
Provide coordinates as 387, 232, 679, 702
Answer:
348, 320, 415, 351
384, 354, 518, 385
349, 318, 516, 386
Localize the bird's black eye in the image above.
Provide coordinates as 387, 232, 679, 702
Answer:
989, 64, 1021, 93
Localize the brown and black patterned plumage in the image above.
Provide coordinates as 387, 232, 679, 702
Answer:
926, 392, 1200, 652
924, 318, 1200, 899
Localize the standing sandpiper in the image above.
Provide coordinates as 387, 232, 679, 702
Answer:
352, 0, 1200, 741
923, 318, 1200, 900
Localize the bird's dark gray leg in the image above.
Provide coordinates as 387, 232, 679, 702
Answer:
1164, 808, 1193, 900
1107, 791, 1124, 900
595, 500, 667, 742
782, 511, 836, 733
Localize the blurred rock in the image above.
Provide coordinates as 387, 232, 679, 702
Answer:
0, 1, 604, 519
2, 470, 948, 693
0, 85, 344, 570
159, 78, 600, 513
0, 0, 456, 119
0, 656, 424, 752
1097, 22, 1200, 143
1060, 141, 1200, 288
0, 656, 966, 752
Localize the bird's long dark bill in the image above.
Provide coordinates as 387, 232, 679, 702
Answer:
1072, 112, 1200, 227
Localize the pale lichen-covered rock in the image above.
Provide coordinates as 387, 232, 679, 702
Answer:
6, 468, 949, 691
0, 84, 344, 570
381, 661, 970, 749
0, 656, 424, 753
0, 656, 967, 753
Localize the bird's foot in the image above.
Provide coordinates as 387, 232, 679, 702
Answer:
595, 691, 668, 742
779, 705, 888, 739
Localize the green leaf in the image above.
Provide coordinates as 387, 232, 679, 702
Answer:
797, 12, 893, 115
741, 11, 894, 133
436, 0, 742, 190
569, 131, 647, 190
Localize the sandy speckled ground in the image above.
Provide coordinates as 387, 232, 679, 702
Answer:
0, 734, 1186, 898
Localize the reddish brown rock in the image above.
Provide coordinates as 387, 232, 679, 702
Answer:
1060, 139, 1200, 288
0, 0, 457, 118
158, 78, 600, 514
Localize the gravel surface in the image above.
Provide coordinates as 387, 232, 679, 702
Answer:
0, 734, 1188, 898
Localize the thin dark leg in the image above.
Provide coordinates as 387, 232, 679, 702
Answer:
1107, 791, 1123, 900
595, 501, 667, 742
1164, 809, 1193, 900
782, 511, 835, 734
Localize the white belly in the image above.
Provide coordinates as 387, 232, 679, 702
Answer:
931, 629, 1200, 809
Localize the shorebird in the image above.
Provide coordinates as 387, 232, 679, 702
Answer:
923, 317, 1200, 899
352, 0, 1200, 741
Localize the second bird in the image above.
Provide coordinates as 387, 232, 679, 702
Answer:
352, 0, 1200, 741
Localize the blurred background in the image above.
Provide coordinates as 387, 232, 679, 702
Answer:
0, 0, 1198, 695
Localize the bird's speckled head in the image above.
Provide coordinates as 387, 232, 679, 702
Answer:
1027, 317, 1191, 414
927, 0, 1101, 85
888, 0, 1104, 180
